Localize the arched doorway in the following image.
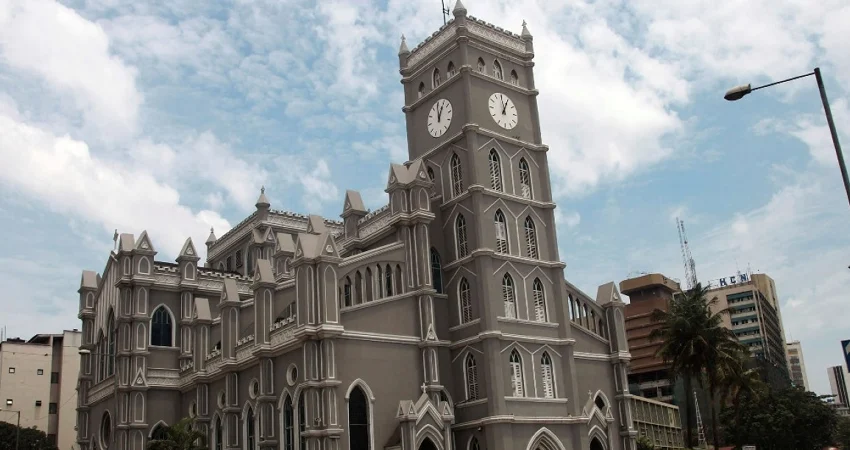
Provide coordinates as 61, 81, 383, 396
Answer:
590, 437, 605, 450
419, 437, 438, 450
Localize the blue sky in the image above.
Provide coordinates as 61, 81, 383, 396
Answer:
0, 0, 849, 396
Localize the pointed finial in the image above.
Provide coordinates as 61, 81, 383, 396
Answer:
521, 20, 532, 39
398, 34, 409, 55
453, 0, 467, 17
113, 229, 119, 251
256, 186, 270, 209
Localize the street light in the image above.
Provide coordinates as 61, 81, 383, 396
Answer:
724, 67, 850, 209
0, 405, 21, 450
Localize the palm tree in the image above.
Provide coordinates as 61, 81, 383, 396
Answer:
718, 351, 765, 449
650, 283, 708, 448
147, 417, 208, 450
703, 333, 747, 450
650, 282, 744, 449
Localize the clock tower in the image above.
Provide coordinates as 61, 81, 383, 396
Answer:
398, 2, 596, 450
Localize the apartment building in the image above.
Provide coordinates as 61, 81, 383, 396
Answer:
0, 330, 82, 449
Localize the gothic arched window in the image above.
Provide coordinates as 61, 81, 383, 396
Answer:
459, 278, 472, 324
283, 396, 294, 450
447, 61, 456, 78
151, 306, 173, 347
450, 153, 463, 197
519, 158, 532, 199
493, 59, 503, 80
477, 57, 486, 73
541, 352, 554, 398
246, 407, 256, 450
432, 68, 442, 88
418, 82, 425, 98
430, 249, 443, 294
365, 268, 374, 302
465, 354, 479, 400
385, 264, 393, 296
214, 416, 222, 450
533, 278, 546, 322
349, 386, 370, 450
509, 349, 524, 397
455, 214, 469, 259
524, 216, 539, 259
106, 313, 116, 377
495, 210, 508, 254
150, 424, 168, 441
502, 274, 516, 318
510, 69, 519, 85
343, 276, 352, 307
488, 149, 503, 191
298, 395, 306, 450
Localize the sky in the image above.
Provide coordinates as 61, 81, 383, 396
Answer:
0, 0, 849, 396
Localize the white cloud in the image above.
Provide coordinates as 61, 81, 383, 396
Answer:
0, 110, 229, 261
0, 0, 142, 139
300, 159, 340, 212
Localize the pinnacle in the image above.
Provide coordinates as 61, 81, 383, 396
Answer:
206, 227, 217, 245
521, 20, 532, 39
453, 0, 467, 17
398, 34, 410, 55
256, 186, 270, 208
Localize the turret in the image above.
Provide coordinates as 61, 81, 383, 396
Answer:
341, 190, 368, 240
398, 34, 410, 69
255, 186, 270, 221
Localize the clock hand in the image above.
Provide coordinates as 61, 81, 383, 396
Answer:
437, 105, 442, 122
502, 101, 507, 115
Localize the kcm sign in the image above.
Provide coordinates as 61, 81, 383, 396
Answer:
708, 273, 749, 287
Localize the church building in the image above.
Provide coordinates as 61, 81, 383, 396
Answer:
75, 2, 638, 450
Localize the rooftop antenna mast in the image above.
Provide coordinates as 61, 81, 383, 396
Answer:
441, 0, 450, 24
677, 218, 698, 290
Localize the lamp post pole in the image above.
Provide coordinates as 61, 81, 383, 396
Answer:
724, 67, 850, 209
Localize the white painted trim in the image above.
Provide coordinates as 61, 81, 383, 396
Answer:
588, 425, 610, 450
339, 330, 424, 345
344, 379, 375, 450
496, 316, 558, 328
150, 303, 177, 348
449, 317, 480, 332
454, 398, 488, 409
99, 409, 113, 450
415, 424, 445, 450
525, 427, 568, 450
505, 397, 569, 403
148, 420, 169, 439
241, 401, 257, 450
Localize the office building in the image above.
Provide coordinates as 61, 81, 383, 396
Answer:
785, 340, 809, 390
0, 330, 82, 449
74, 4, 638, 450
707, 273, 789, 387
627, 395, 684, 450
620, 274, 682, 403
828, 365, 850, 406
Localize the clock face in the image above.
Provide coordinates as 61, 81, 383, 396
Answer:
427, 99, 453, 138
488, 93, 518, 130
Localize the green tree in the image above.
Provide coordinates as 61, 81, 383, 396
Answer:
147, 417, 208, 450
717, 351, 765, 449
720, 386, 837, 450
0, 421, 58, 450
636, 435, 656, 450
650, 282, 741, 448
834, 417, 850, 450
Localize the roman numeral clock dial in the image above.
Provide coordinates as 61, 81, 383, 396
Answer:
488, 92, 518, 130
427, 99, 453, 138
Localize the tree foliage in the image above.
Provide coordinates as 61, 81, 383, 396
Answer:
720, 386, 837, 450
0, 421, 58, 450
635, 435, 656, 450
835, 417, 850, 450
650, 282, 744, 448
147, 417, 208, 450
